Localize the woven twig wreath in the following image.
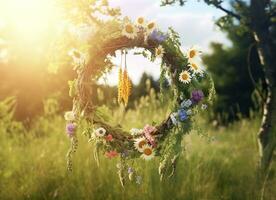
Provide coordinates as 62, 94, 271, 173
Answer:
64, 17, 215, 186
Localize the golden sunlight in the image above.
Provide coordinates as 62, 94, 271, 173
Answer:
0, 0, 60, 45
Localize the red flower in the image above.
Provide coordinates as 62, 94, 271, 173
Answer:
105, 151, 118, 159
105, 134, 113, 142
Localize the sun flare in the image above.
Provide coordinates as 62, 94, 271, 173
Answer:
0, 0, 60, 44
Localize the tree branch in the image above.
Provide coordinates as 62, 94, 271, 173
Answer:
209, 2, 242, 20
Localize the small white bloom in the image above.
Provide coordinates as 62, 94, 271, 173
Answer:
179, 70, 191, 84
122, 22, 138, 39
136, 17, 146, 27
94, 127, 106, 137
186, 46, 202, 63
186, 109, 192, 115
189, 61, 204, 74
64, 111, 76, 121
155, 45, 165, 58
141, 145, 155, 160
170, 112, 178, 125
201, 104, 208, 110
130, 128, 143, 136
134, 137, 148, 152
181, 99, 192, 108
146, 21, 156, 34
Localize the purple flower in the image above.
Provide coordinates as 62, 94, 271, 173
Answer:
191, 90, 204, 103
149, 30, 168, 43
178, 109, 188, 121
66, 123, 77, 137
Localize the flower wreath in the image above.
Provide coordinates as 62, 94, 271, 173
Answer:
64, 17, 215, 186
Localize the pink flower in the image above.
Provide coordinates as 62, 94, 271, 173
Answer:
105, 134, 113, 142
105, 151, 118, 159
143, 125, 157, 148
143, 124, 157, 135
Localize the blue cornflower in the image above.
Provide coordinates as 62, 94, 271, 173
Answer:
149, 30, 168, 43
178, 109, 188, 121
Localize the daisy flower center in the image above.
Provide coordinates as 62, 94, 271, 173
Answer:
138, 140, 147, 148
182, 73, 189, 80
189, 50, 196, 58
138, 18, 144, 24
143, 148, 152, 156
147, 23, 154, 29
125, 25, 134, 33
157, 49, 162, 55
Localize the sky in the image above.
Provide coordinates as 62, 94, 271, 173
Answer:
99, 0, 230, 85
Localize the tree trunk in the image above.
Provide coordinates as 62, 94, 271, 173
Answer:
251, 0, 276, 172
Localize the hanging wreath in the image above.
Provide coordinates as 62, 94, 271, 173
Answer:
64, 16, 215, 186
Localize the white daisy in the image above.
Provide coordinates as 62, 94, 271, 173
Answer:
186, 46, 202, 63
155, 45, 165, 58
134, 137, 148, 152
94, 127, 106, 137
146, 21, 156, 34
122, 22, 138, 39
136, 17, 146, 27
141, 145, 155, 160
179, 70, 191, 84
189, 62, 204, 74
64, 111, 76, 121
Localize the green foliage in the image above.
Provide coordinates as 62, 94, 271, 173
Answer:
0, 94, 276, 199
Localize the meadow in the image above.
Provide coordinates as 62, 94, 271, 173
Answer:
0, 93, 275, 200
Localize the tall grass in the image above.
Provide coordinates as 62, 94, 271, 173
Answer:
0, 92, 275, 200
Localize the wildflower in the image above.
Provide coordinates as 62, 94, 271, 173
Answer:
143, 124, 157, 147
94, 127, 106, 137
66, 123, 77, 137
181, 99, 192, 108
170, 112, 178, 125
155, 45, 165, 58
141, 145, 155, 160
149, 30, 168, 43
191, 90, 204, 103
187, 46, 202, 63
186, 109, 193, 115
122, 22, 138, 39
134, 137, 148, 152
189, 61, 204, 74
179, 70, 191, 84
64, 111, 76, 121
105, 134, 113, 142
105, 150, 118, 159
146, 21, 156, 34
178, 109, 188, 121
136, 176, 142, 184
136, 17, 146, 27
130, 128, 143, 136
201, 104, 208, 110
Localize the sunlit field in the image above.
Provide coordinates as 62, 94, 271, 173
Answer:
0, 93, 275, 200
1, 0, 276, 200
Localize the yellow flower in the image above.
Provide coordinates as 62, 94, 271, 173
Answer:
179, 70, 191, 84
134, 137, 148, 152
155, 45, 164, 58
141, 145, 155, 160
122, 22, 138, 39
146, 21, 156, 34
187, 46, 201, 63
189, 62, 204, 74
136, 17, 146, 27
